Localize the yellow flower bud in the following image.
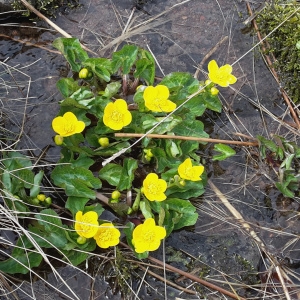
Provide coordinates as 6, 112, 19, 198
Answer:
77, 236, 87, 244
45, 197, 52, 206
111, 190, 121, 200
98, 137, 109, 147
79, 68, 91, 79
54, 135, 64, 145
37, 194, 46, 201
210, 87, 219, 96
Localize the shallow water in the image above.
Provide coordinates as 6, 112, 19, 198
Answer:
1, 0, 300, 299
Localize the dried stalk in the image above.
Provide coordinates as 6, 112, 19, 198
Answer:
115, 132, 259, 146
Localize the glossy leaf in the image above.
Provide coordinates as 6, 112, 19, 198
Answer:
53, 38, 89, 72
212, 144, 236, 161
111, 44, 139, 74
83, 58, 112, 82
117, 158, 138, 191
99, 163, 123, 186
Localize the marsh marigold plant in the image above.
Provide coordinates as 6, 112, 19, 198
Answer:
208, 60, 237, 87
103, 99, 132, 130
178, 158, 204, 181
75, 211, 99, 238
142, 173, 167, 201
93, 223, 120, 248
52, 111, 85, 137
132, 218, 166, 253
143, 85, 176, 113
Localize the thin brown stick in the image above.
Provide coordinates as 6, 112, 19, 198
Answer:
138, 265, 197, 295
19, 0, 97, 55
119, 242, 246, 300
246, 2, 300, 129
115, 132, 259, 146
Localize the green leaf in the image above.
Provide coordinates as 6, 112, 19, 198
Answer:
160, 72, 199, 101
52, 38, 89, 72
275, 182, 295, 198
139, 200, 154, 219
31, 209, 68, 248
51, 165, 101, 199
30, 171, 44, 197
94, 141, 131, 157
56, 78, 80, 98
117, 158, 138, 191
150, 198, 198, 232
99, 163, 122, 186
212, 144, 236, 161
173, 116, 209, 141
83, 58, 112, 82
0, 237, 43, 274
134, 58, 155, 85
111, 44, 139, 74
201, 91, 222, 113
102, 82, 121, 98
65, 196, 90, 216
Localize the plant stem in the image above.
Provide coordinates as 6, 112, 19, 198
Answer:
115, 133, 259, 146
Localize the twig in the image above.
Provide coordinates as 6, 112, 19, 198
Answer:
19, 0, 97, 56
119, 242, 246, 300
245, 1, 300, 129
138, 265, 197, 295
115, 132, 259, 146
194, 36, 229, 79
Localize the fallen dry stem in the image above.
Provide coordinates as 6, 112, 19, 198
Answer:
19, 0, 97, 55
115, 132, 259, 146
208, 179, 294, 300
119, 242, 246, 300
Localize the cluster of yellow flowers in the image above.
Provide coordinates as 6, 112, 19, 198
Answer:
75, 211, 166, 253
53, 60, 236, 254
142, 158, 204, 202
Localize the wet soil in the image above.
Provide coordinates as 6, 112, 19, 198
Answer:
1, 0, 300, 299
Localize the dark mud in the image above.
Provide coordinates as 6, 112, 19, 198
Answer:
1, 0, 299, 299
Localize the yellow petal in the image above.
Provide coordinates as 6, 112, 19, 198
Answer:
52, 116, 66, 135
143, 86, 156, 102
63, 111, 78, 123
114, 99, 128, 110
74, 120, 86, 134
219, 64, 232, 74
156, 85, 169, 100
208, 60, 219, 73
228, 74, 237, 84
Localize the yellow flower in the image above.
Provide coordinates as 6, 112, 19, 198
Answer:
103, 99, 132, 130
208, 60, 237, 87
75, 211, 99, 238
143, 85, 176, 112
52, 112, 85, 137
143, 173, 167, 201
132, 218, 166, 253
178, 158, 204, 181
93, 223, 121, 248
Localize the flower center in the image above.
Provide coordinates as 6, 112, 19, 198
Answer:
99, 229, 111, 242
144, 230, 155, 242
81, 216, 95, 232
111, 110, 122, 122
147, 183, 159, 195
63, 123, 75, 134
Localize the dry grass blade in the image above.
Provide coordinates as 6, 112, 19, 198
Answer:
208, 179, 295, 300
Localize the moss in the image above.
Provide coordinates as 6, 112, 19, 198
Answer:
12, 0, 79, 17
256, 0, 300, 102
